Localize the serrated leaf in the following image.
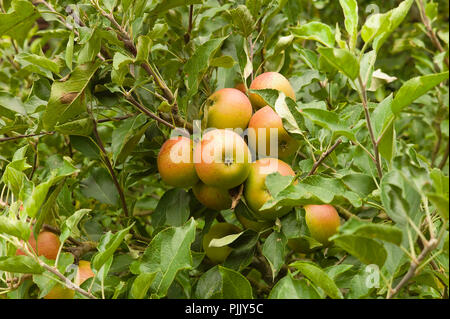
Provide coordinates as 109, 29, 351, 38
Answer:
291, 22, 335, 47
317, 47, 359, 80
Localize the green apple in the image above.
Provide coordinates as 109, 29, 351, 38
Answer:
193, 181, 232, 211
244, 158, 296, 220
194, 129, 252, 189
157, 136, 198, 188
205, 88, 253, 130
202, 222, 241, 264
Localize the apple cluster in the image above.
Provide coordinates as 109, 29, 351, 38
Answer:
157, 72, 340, 263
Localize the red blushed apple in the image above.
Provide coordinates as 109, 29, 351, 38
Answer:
247, 106, 299, 161
205, 88, 253, 130
249, 72, 296, 109
75, 260, 95, 286
194, 129, 252, 189
244, 158, 296, 220
193, 181, 232, 211
304, 204, 340, 245
16, 231, 60, 260
157, 136, 199, 188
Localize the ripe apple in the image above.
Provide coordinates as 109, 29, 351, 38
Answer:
202, 222, 241, 264
247, 106, 298, 161
304, 204, 340, 245
205, 88, 253, 130
194, 129, 252, 189
157, 136, 199, 188
192, 181, 232, 211
244, 158, 295, 220
44, 284, 75, 299
17, 231, 60, 260
75, 260, 95, 286
249, 72, 296, 109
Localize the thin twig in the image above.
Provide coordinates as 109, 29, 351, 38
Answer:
124, 94, 175, 130
416, 0, 449, 68
387, 238, 439, 298
0, 131, 54, 143
184, 5, 194, 44
88, 109, 130, 217
357, 77, 383, 179
437, 139, 449, 169
307, 139, 342, 176
97, 113, 137, 123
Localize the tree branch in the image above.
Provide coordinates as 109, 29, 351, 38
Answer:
0, 132, 54, 143
307, 139, 342, 176
357, 77, 383, 179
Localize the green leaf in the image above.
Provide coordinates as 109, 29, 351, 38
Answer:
269, 273, 321, 299
152, 188, 191, 228
332, 235, 387, 267
60, 209, 91, 243
0, 216, 30, 240
0, 0, 40, 46
301, 107, 356, 140
228, 5, 255, 37
337, 218, 403, 245
130, 272, 157, 299
15, 53, 60, 75
391, 72, 449, 114
339, 0, 358, 49
111, 114, 149, 164
289, 261, 343, 299
65, 32, 75, 70
372, 94, 395, 161
42, 61, 103, 130
54, 117, 93, 136
291, 21, 335, 47
317, 47, 359, 80
426, 193, 448, 220
80, 167, 119, 206
92, 223, 133, 271
210, 56, 236, 68
262, 231, 287, 279
263, 174, 362, 210
148, 0, 202, 16
131, 218, 196, 298
184, 36, 228, 98
0, 256, 43, 274
195, 265, 253, 299
209, 232, 244, 248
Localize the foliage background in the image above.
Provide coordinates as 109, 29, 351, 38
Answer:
0, 0, 448, 299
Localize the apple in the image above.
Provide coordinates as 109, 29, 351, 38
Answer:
194, 129, 252, 189
304, 204, 340, 245
249, 72, 296, 109
247, 106, 298, 161
192, 181, 232, 211
75, 260, 95, 286
157, 136, 199, 188
205, 88, 253, 130
244, 158, 295, 220
202, 222, 241, 264
17, 231, 60, 260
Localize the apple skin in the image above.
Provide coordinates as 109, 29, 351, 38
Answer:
157, 136, 199, 188
247, 106, 298, 161
249, 72, 296, 109
202, 223, 241, 264
244, 158, 295, 220
75, 260, 95, 286
205, 88, 253, 130
17, 231, 60, 260
194, 129, 252, 189
304, 204, 340, 245
44, 284, 75, 299
234, 83, 247, 94
192, 182, 232, 211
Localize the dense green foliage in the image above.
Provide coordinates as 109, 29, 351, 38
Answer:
0, 0, 448, 299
